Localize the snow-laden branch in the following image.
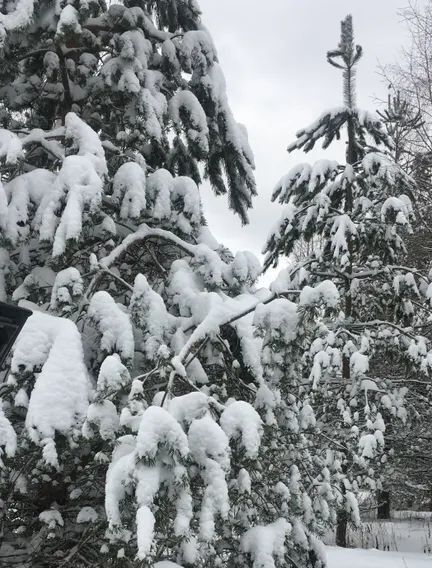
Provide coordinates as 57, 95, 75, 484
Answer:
172, 281, 339, 383
100, 224, 197, 268
346, 319, 418, 340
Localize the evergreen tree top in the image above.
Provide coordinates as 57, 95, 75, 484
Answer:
327, 14, 362, 110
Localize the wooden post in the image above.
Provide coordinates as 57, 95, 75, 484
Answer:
377, 490, 391, 519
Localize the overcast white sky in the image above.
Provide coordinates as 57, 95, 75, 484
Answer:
198, 0, 419, 261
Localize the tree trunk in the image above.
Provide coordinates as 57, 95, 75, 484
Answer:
377, 490, 391, 519
336, 510, 348, 547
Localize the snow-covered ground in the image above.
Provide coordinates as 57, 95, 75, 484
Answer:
325, 513, 432, 554
326, 513, 432, 568
327, 546, 431, 567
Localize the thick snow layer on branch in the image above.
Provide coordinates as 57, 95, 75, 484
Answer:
308, 159, 340, 188
167, 259, 202, 318
2, 169, 56, 245
381, 195, 413, 226
181, 30, 217, 72
105, 436, 136, 530
272, 164, 312, 201
288, 107, 348, 152
136, 505, 155, 560
241, 518, 291, 568
177, 291, 263, 365
112, 162, 146, 220
393, 272, 419, 296
254, 299, 298, 343
0, 130, 23, 163
330, 214, 357, 258
40, 155, 103, 256
136, 406, 189, 461
0, 0, 34, 42
50, 267, 83, 311
168, 392, 209, 426
39, 509, 64, 529
299, 281, 339, 308
100, 51, 144, 96
224, 251, 261, 290
309, 349, 331, 390
192, 243, 225, 286
350, 352, 369, 377
0, 403, 17, 461
121, 29, 152, 67
220, 401, 262, 459
83, 400, 119, 441
359, 433, 378, 459
171, 176, 202, 234
197, 225, 220, 250
169, 90, 209, 154
11, 312, 90, 467
147, 169, 173, 220
272, 160, 339, 203
362, 152, 402, 185
129, 274, 175, 360
65, 113, 106, 176
114, 168, 201, 234
77, 507, 98, 524
188, 414, 230, 469
139, 85, 167, 139
188, 415, 230, 540
105, 407, 192, 555
96, 354, 130, 395
33, 114, 106, 255
57, 5, 81, 36
88, 291, 134, 362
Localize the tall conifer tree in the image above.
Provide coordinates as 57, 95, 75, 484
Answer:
264, 15, 432, 547
0, 2, 336, 566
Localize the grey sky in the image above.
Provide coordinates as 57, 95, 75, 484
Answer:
198, 0, 416, 262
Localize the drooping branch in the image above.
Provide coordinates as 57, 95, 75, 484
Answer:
100, 224, 197, 269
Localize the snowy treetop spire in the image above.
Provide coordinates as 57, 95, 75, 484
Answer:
327, 14, 363, 109
286, 16, 387, 158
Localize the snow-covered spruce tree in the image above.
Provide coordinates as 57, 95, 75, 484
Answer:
264, 15, 432, 547
0, 0, 255, 222
0, 2, 336, 567
0, 124, 339, 568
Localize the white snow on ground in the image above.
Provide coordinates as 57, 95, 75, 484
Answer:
326, 513, 432, 568
327, 546, 431, 568
325, 514, 432, 554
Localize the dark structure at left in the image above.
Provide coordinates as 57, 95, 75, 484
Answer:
0, 303, 32, 369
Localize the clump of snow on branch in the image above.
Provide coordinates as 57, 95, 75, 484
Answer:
88, 291, 135, 363
241, 519, 291, 568
10, 312, 90, 467
112, 162, 146, 220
